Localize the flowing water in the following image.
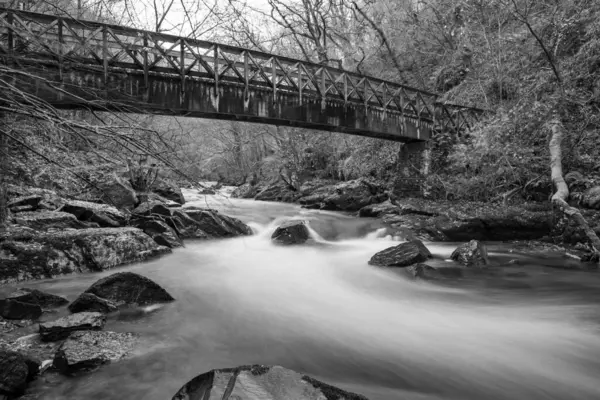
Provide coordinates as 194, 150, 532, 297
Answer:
8, 189, 600, 400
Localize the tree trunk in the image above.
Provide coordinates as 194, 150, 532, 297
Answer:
0, 112, 8, 228
549, 116, 600, 262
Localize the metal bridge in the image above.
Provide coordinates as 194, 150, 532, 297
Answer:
0, 7, 485, 142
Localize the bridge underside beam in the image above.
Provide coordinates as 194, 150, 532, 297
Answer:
7, 63, 432, 143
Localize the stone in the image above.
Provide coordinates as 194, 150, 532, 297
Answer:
198, 187, 216, 195
132, 201, 172, 217
271, 220, 310, 245
254, 183, 297, 202
183, 209, 252, 238
404, 263, 442, 280
68, 293, 118, 314
368, 240, 432, 267
59, 200, 126, 228
7, 195, 43, 210
83, 272, 174, 306
582, 186, 600, 210
13, 211, 89, 231
99, 175, 138, 210
230, 183, 259, 199
358, 200, 400, 218
166, 210, 209, 240
153, 182, 185, 205
451, 240, 489, 267
0, 227, 171, 284
53, 331, 138, 375
298, 179, 384, 212
0, 299, 42, 320
6, 289, 68, 309
0, 350, 40, 397
39, 312, 106, 342
171, 365, 369, 400
130, 218, 182, 248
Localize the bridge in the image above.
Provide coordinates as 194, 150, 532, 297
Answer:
0, 7, 485, 144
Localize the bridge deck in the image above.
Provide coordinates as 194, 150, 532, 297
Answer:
0, 8, 485, 142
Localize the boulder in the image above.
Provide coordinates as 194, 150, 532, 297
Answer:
39, 312, 106, 342
404, 263, 442, 280
231, 183, 259, 199
271, 220, 310, 245
83, 272, 174, 306
99, 175, 138, 210
582, 186, 600, 209
59, 200, 126, 228
299, 179, 384, 212
0, 350, 40, 397
0, 228, 170, 284
368, 240, 432, 267
254, 183, 297, 202
171, 365, 368, 400
153, 182, 185, 205
6, 289, 68, 309
53, 331, 137, 375
132, 201, 172, 217
0, 299, 42, 320
198, 187, 216, 195
183, 209, 252, 238
68, 293, 118, 314
13, 211, 89, 231
450, 240, 489, 267
358, 200, 400, 218
166, 210, 209, 240
130, 218, 182, 248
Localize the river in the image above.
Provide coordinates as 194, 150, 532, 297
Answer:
14, 189, 600, 400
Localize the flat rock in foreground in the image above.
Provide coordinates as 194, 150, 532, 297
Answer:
172, 365, 368, 400
0, 227, 171, 284
368, 240, 432, 267
83, 272, 174, 306
7, 288, 68, 309
53, 331, 138, 375
39, 312, 106, 342
0, 299, 42, 320
0, 350, 39, 397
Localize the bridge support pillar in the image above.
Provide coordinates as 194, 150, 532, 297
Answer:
393, 141, 430, 197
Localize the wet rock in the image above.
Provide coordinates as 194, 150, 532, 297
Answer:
8, 196, 43, 214
254, 183, 298, 202
0, 299, 42, 320
153, 182, 185, 205
166, 210, 209, 240
99, 174, 138, 210
53, 331, 138, 375
6, 289, 68, 309
132, 201, 172, 217
0, 350, 40, 397
59, 200, 126, 228
358, 200, 399, 218
299, 179, 384, 212
271, 220, 310, 245
368, 240, 432, 267
68, 293, 118, 314
130, 218, 182, 248
13, 211, 89, 231
198, 187, 216, 195
183, 208, 252, 238
83, 272, 174, 306
451, 240, 489, 267
0, 227, 170, 284
171, 365, 368, 400
231, 183, 259, 199
39, 312, 106, 342
582, 186, 600, 209
404, 263, 442, 280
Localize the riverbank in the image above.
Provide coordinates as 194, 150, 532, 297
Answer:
231, 178, 600, 261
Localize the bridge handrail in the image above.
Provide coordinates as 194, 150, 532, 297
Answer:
0, 6, 487, 132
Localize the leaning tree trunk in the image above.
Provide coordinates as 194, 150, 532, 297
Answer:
0, 112, 8, 228
548, 116, 600, 262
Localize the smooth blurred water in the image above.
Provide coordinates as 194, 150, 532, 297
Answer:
15, 189, 600, 400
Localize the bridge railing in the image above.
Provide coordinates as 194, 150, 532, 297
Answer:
0, 7, 486, 136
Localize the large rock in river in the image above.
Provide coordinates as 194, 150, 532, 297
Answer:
153, 181, 185, 205
368, 240, 432, 267
299, 179, 385, 212
53, 331, 138, 375
83, 272, 174, 306
99, 174, 138, 210
39, 312, 106, 342
59, 200, 126, 228
0, 350, 40, 397
183, 208, 252, 238
450, 240, 489, 267
0, 298, 42, 320
68, 293, 118, 314
271, 220, 310, 245
0, 228, 170, 284
130, 217, 183, 248
171, 365, 368, 400
6, 288, 68, 309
